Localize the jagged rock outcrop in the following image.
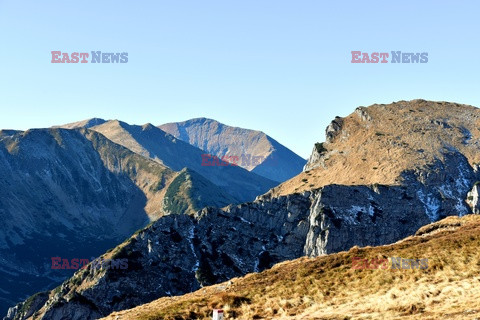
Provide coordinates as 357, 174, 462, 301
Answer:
303, 142, 328, 171
325, 116, 344, 143
466, 183, 480, 214
354, 106, 372, 122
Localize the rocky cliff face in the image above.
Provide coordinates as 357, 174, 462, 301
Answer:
305, 151, 475, 255
10, 144, 480, 319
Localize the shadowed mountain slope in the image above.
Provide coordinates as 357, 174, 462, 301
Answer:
0, 127, 236, 315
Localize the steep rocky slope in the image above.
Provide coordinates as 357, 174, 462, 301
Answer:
102, 214, 480, 320
0, 128, 235, 316
159, 118, 306, 182
90, 120, 278, 203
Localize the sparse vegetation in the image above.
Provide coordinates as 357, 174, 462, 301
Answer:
70, 275, 82, 286
17, 291, 48, 319
314, 142, 327, 154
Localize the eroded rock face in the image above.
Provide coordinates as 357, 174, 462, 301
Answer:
355, 106, 372, 122
325, 116, 344, 143
304, 152, 477, 255
9, 148, 480, 320
303, 144, 324, 171
466, 184, 480, 214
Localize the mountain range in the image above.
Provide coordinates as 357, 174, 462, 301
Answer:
0, 119, 304, 316
4, 100, 480, 320
59, 119, 279, 203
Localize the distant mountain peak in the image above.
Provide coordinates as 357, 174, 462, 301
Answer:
55, 118, 107, 129
159, 118, 306, 182
141, 123, 156, 131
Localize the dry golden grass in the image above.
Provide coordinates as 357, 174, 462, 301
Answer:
268, 100, 480, 197
101, 215, 480, 320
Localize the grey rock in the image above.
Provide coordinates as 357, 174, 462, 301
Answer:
355, 107, 372, 122
466, 184, 480, 214
325, 116, 344, 143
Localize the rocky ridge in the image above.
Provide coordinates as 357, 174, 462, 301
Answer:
102, 214, 480, 320
270, 99, 480, 196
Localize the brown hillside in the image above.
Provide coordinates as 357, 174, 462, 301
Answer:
269, 99, 480, 197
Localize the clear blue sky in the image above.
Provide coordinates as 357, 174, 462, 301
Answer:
0, 1, 479, 158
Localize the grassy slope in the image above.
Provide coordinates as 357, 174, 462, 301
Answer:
163, 168, 238, 214
101, 215, 480, 320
